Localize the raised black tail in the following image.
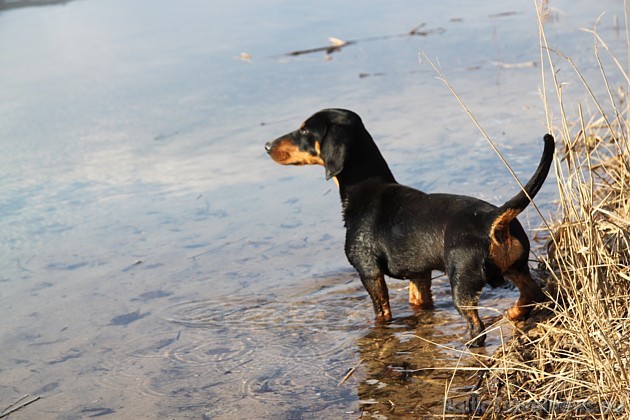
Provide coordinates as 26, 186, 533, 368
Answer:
490, 134, 555, 272
498, 134, 555, 215
489, 135, 554, 251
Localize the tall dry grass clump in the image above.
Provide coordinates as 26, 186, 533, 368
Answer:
471, 2, 630, 417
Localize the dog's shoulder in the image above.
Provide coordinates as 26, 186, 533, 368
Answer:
344, 179, 424, 212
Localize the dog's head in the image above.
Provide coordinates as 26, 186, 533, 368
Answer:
265, 109, 361, 180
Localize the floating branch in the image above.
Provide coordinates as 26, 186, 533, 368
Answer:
284, 24, 445, 57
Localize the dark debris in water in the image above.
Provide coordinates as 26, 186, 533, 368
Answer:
359, 69, 424, 79
132, 290, 173, 302
488, 11, 519, 18
46, 261, 89, 271
48, 348, 82, 365
121, 260, 143, 272
153, 130, 179, 142
109, 310, 150, 326
152, 332, 181, 351
33, 381, 59, 395
81, 407, 117, 418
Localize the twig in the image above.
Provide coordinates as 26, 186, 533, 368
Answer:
2, 395, 29, 413
337, 358, 364, 386
285, 25, 443, 57
1, 395, 41, 418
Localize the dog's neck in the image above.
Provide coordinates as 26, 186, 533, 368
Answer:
335, 133, 397, 208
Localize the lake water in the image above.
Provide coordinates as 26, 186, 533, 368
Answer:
0, 0, 626, 418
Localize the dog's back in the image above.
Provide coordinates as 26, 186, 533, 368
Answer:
344, 181, 527, 282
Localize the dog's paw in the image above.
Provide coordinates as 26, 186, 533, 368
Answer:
506, 304, 529, 321
468, 334, 487, 348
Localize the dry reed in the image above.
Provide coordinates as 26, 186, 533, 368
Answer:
467, 1, 630, 417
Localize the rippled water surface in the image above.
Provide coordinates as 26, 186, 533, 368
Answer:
0, 0, 627, 418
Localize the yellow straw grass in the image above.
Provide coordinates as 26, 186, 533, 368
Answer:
472, 1, 630, 417
423, 1, 630, 417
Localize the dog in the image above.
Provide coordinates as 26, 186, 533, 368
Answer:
265, 109, 553, 346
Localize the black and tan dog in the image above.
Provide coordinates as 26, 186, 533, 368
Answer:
265, 109, 554, 346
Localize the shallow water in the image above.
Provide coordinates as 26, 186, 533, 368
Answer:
0, 0, 627, 418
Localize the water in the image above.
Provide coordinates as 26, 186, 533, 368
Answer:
0, 0, 626, 417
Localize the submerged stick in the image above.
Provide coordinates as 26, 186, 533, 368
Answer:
0, 395, 41, 419
337, 358, 364, 386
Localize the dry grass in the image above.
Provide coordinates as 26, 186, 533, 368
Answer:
421, 2, 629, 416
465, 1, 630, 417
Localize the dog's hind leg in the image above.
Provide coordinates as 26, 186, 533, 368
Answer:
447, 257, 486, 347
409, 272, 433, 309
505, 264, 546, 321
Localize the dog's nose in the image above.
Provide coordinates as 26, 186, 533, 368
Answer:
265, 142, 272, 152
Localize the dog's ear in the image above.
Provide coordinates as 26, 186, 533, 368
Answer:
320, 126, 347, 180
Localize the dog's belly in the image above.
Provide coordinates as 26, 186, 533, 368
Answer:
378, 243, 446, 279
345, 212, 448, 279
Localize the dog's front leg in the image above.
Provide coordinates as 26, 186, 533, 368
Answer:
358, 272, 392, 323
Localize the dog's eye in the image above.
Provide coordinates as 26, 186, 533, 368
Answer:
300, 129, 309, 136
